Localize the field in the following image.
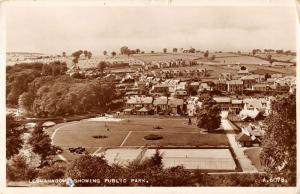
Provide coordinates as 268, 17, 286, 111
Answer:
48, 117, 229, 161
133, 52, 296, 77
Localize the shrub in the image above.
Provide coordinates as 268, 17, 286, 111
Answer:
144, 134, 163, 140
92, 135, 108, 139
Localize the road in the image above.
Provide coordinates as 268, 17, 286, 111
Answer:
221, 118, 258, 173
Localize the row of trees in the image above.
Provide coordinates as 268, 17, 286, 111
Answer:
18, 75, 116, 117
7, 61, 67, 106
260, 94, 296, 185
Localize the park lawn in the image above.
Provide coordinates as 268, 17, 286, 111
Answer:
53, 129, 128, 148
50, 118, 230, 160
123, 131, 229, 147
244, 147, 265, 172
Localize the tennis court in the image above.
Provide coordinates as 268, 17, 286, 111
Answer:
98, 148, 236, 171
143, 149, 236, 170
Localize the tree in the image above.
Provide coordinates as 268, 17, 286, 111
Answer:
71, 50, 83, 59
211, 55, 216, 60
189, 48, 195, 53
103, 50, 107, 56
204, 50, 209, 58
18, 91, 35, 114
136, 49, 140, 54
6, 115, 23, 159
196, 94, 221, 131
72, 57, 78, 65
67, 155, 111, 186
240, 66, 246, 70
261, 95, 296, 185
187, 85, 198, 96
264, 73, 271, 80
267, 54, 272, 62
97, 61, 107, 76
163, 48, 167, 54
38, 162, 66, 179
87, 51, 92, 59
173, 48, 178, 53
145, 148, 163, 169
83, 50, 88, 58
62, 52, 66, 57
120, 46, 129, 55
111, 51, 117, 57
151, 51, 155, 54
6, 155, 38, 181
28, 125, 61, 167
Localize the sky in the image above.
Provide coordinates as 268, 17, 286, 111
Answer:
5, 4, 297, 55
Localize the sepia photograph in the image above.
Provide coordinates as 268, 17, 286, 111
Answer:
1, 0, 298, 192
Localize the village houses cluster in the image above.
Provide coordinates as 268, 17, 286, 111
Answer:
97, 62, 295, 122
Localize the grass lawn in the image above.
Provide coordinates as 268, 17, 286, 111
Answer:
123, 131, 229, 147
48, 117, 230, 160
244, 147, 265, 172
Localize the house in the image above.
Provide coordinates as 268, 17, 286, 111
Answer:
219, 72, 232, 81
236, 124, 264, 147
214, 80, 227, 91
126, 96, 153, 110
174, 89, 188, 99
123, 108, 134, 115
240, 75, 256, 89
189, 82, 200, 91
151, 84, 169, 96
239, 97, 272, 119
213, 97, 231, 111
275, 81, 290, 92
237, 69, 250, 76
176, 82, 187, 90
236, 131, 254, 147
252, 83, 269, 91
198, 82, 213, 92
153, 96, 168, 114
167, 97, 184, 115
251, 74, 265, 83
230, 99, 243, 114
271, 73, 283, 78
137, 107, 149, 115
120, 74, 135, 83
227, 80, 243, 93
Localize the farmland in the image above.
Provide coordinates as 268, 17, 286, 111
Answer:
132, 52, 296, 77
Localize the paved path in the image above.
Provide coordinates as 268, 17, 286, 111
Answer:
120, 131, 132, 147
221, 119, 258, 173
